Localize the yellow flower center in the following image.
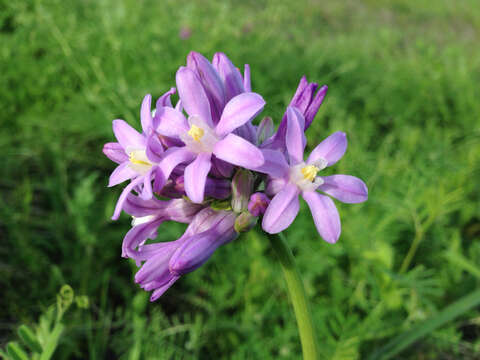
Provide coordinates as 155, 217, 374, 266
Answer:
301, 165, 319, 181
188, 125, 205, 142
129, 152, 150, 166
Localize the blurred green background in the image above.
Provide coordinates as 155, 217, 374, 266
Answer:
1, 0, 480, 359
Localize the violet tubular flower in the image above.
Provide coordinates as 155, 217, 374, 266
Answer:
120, 193, 203, 259
262, 106, 368, 243
264, 76, 328, 151
126, 204, 237, 301
104, 93, 171, 220
153, 65, 266, 203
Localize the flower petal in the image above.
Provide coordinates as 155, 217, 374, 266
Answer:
187, 51, 226, 121
318, 175, 368, 203
211, 156, 234, 178
108, 162, 136, 187
262, 183, 300, 234
290, 76, 309, 108
212, 52, 245, 101
112, 176, 144, 220
155, 87, 176, 109
169, 231, 218, 275
112, 119, 146, 149
266, 177, 288, 197
253, 149, 289, 178
292, 81, 318, 114
175, 99, 183, 112
140, 94, 153, 133
169, 211, 236, 274
302, 191, 341, 243
307, 131, 347, 167
149, 275, 180, 301
135, 246, 176, 284
103, 142, 128, 164
124, 195, 202, 223
214, 133, 264, 169
121, 218, 163, 258
157, 147, 196, 189
146, 133, 164, 163
154, 107, 189, 138
140, 169, 154, 200
123, 194, 164, 217
184, 152, 212, 203
134, 241, 182, 264
268, 77, 323, 152
304, 85, 327, 129
271, 76, 310, 148
215, 92, 265, 137
286, 106, 306, 164
176, 66, 212, 126
234, 122, 257, 145
243, 64, 251, 92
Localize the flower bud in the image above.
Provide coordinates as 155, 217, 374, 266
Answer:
103, 142, 128, 163
170, 211, 237, 274
231, 169, 254, 213
257, 116, 274, 144
234, 211, 258, 233
248, 192, 270, 216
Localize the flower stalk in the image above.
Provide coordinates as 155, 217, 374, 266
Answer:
266, 232, 319, 360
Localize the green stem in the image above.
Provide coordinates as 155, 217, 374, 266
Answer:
400, 211, 436, 273
399, 230, 423, 273
266, 232, 319, 360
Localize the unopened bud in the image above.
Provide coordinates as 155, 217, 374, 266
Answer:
231, 169, 254, 213
248, 192, 270, 216
257, 116, 274, 144
234, 212, 257, 233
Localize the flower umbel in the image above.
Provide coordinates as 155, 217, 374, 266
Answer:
103, 51, 368, 301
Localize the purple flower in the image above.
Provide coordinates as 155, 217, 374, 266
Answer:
128, 206, 237, 301
152, 65, 266, 203
104, 94, 169, 220
261, 107, 368, 243
120, 193, 203, 259
264, 76, 328, 151
189, 52, 257, 144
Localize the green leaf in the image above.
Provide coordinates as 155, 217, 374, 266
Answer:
18, 325, 42, 353
368, 289, 480, 360
6, 343, 29, 360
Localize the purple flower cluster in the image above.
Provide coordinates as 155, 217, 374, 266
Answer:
103, 52, 368, 300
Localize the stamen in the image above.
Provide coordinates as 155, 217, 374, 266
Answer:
129, 152, 150, 166
301, 165, 319, 181
188, 125, 205, 142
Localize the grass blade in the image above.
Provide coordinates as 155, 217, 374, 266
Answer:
369, 289, 480, 360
